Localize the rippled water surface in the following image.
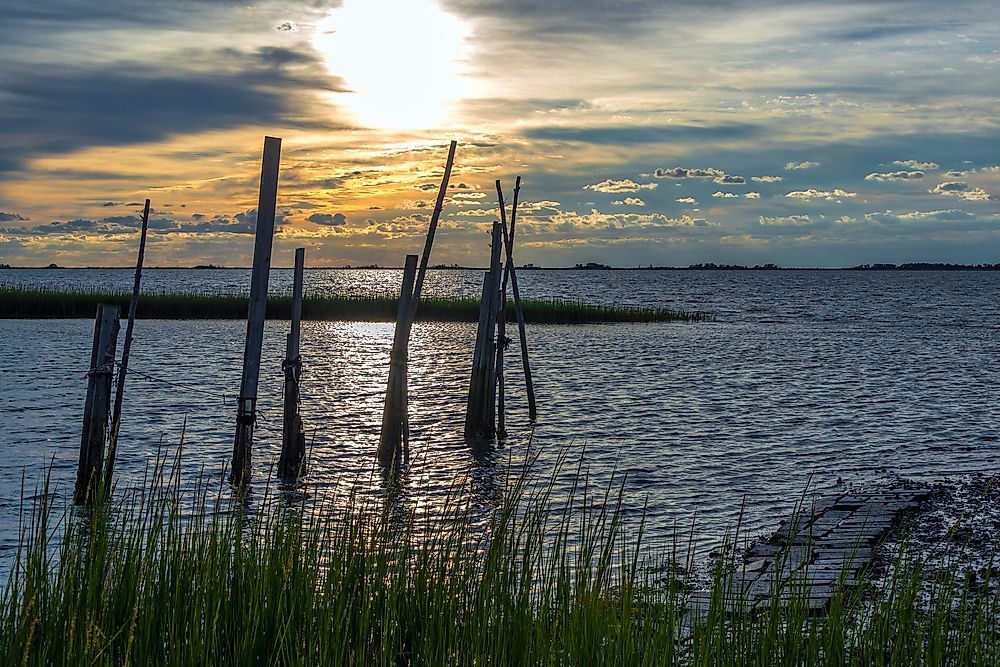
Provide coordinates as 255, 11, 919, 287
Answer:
0, 270, 997, 565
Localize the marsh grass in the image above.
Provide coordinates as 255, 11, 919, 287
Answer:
2, 455, 998, 665
0, 286, 711, 323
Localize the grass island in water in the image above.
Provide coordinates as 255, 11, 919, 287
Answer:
0, 286, 712, 323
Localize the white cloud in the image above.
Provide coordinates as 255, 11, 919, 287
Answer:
744, 192, 761, 199
712, 191, 739, 198
930, 182, 993, 201
583, 178, 657, 193
653, 167, 725, 179
866, 171, 926, 181
714, 174, 745, 184
517, 200, 562, 212
784, 161, 820, 170
611, 197, 646, 206
892, 160, 938, 170
759, 214, 812, 225
751, 175, 783, 183
676, 197, 697, 204
785, 188, 856, 201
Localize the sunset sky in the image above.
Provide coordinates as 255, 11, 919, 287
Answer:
1, 0, 998, 267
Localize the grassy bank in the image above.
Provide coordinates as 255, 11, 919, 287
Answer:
2, 460, 997, 665
0, 286, 711, 323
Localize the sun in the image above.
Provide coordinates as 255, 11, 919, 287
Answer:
312, 0, 472, 130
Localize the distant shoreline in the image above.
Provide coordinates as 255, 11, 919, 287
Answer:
2, 262, 999, 271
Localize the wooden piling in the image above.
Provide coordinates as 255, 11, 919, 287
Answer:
502, 177, 537, 421
104, 198, 150, 492
232, 135, 281, 485
408, 140, 457, 324
379, 254, 419, 464
76, 303, 120, 504
464, 222, 504, 439
278, 247, 307, 482
494, 181, 510, 438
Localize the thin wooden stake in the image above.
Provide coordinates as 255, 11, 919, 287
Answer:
278, 247, 307, 482
408, 140, 457, 323
494, 181, 510, 438
502, 177, 537, 421
104, 198, 150, 492
232, 135, 281, 485
379, 254, 418, 464
76, 304, 120, 505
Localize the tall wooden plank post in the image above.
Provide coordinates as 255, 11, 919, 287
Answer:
104, 197, 150, 491
377, 140, 457, 465
76, 304, 121, 505
278, 247, 307, 482
494, 181, 510, 438
464, 221, 503, 440
232, 136, 281, 486
378, 255, 418, 465
502, 177, 537, 421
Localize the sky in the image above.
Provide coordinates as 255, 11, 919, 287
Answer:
1, 0, 999, 268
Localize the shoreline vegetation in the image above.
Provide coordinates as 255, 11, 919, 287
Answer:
2, 262, 999, 271
3, 458, 997, 665
0, 287, 711, 323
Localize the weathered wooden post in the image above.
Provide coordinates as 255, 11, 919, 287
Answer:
104, 198, 150, 492
278, 247, 307, 482
232, 135, 281, 485
76, 304, 121, 504
378, 255, 419, 465
376, 140, 457, 464
464, 222, 503, 440
502, 177, 537, 421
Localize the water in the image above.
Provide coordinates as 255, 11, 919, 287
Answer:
0, 269, 997, 566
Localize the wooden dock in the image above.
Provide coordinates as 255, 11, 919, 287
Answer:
688, 485, 932, 620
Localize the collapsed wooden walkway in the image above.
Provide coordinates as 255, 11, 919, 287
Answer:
688, 485, 932, 620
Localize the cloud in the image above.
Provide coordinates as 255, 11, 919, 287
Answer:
0, 212, 28, 222
306, 212, 347, 226
653, 167, 724, 179
452, 192, 488, 201
751, 175, 783, 183
523, 122, 760, 145
712, 191, 739, 198
517, 200, 562, 212
930, 181, 993, 200
447, 208, 493, 217
892, 160, 939, 170
611, 197, 645, 206
864, 209, 978, 224
866, 170, 926, 181
786, 188, 856, 201
583, 178, 657, 193
759, 215, 813, 225
784, 161, 820, 170
713, 174, 745, 184
676, 197, 697, 204
744, 192, 761, 199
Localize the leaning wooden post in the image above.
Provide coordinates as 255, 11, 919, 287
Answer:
76, 304, 121, 505
408, 140, 457, 324
278, 247, 307, 482
464, 222, 503, 439
502, 177, 537, 421
465, 272, 493, 439
104, 198, 150, 492
379, 254, 418, 464
232, 135, 281, 486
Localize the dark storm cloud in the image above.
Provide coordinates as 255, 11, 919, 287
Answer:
0, 212, 29, 222
0, 46, 344, 174
307, 212, 347, 226
524, 123, 760, 146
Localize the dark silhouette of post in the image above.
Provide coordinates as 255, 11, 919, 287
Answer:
465, 222, 503, 440
408, 140, 457, 324
502, 177, 536, 421
278, 247, 307, 482
494, 181, 510, 437
232, 136, 281, 485
104, 198, 150, 492
379, 255, 418, 464
76, 304, 120, 504
377, 140, 457, 464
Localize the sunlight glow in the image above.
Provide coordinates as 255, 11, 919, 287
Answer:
312, 0, 471, 130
